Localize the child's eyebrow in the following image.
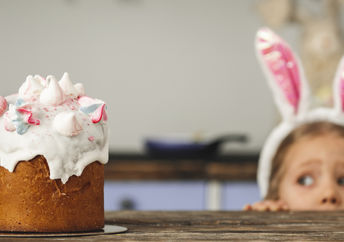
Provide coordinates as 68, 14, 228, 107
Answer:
297, 159, 322, 168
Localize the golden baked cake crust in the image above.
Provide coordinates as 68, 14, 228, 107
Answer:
0, 155, 104, 232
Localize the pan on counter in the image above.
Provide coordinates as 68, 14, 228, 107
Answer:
144, 134, 248, 159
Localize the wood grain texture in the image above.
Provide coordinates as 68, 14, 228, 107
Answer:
2, 211, 344, 241
104, 160, 257, 181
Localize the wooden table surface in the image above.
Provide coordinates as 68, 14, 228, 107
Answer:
3, 211, 344, 241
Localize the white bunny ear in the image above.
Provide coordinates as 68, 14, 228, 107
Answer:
256, 27, 310, 120
333, 56, 344, 114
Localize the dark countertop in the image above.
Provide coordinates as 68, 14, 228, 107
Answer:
105, 153, 259, 181
3, 211, 344, 241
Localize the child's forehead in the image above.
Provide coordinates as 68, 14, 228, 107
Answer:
292, 158, 344, 168
294, 132, 344, 147
283, 133, 344, 169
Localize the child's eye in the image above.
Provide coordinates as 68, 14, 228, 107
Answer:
338, 177, 344, 186
297, 175, 314, 186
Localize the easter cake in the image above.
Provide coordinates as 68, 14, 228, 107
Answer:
0, 73, 108, 232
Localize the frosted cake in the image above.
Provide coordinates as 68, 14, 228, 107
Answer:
0, 73, 108, 232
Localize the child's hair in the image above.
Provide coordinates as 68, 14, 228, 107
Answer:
265, 121, 344, 200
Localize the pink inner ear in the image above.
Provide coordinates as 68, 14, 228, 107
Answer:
257, 28, 300, 114
340, 73, 344, 111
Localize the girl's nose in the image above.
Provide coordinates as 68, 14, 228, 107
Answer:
321, 196, 339, 205
320, 187, 341, 206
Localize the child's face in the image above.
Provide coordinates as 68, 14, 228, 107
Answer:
278, 133, 344, 210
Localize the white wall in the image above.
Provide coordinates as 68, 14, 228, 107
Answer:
0, 0, 279, 153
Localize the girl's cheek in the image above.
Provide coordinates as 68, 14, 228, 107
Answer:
292, 180, 318, 197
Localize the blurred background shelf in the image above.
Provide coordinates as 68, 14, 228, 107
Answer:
105, 152, 258, 181
104, 152, 260, 211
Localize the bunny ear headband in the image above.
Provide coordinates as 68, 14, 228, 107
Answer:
256, 27, 344, 198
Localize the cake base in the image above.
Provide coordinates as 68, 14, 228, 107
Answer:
0, 155, 104, 232
0, 225, 127, 238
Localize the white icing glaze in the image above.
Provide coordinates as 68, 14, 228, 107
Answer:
0, 73, 109, 183
3, 105, 16, 132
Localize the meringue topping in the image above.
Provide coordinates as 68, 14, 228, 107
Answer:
59, 72, 78, 98
74, 83, 85, 97
40, 76, 66, 106
53, 112, 83, 136
0, 96, 7, 117
18, 75, 43, 100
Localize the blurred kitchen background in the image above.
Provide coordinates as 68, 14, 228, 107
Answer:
0, 0, 342, 210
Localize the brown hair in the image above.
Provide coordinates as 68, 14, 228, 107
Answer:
265, 121, 344, 200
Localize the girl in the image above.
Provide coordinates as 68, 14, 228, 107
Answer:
245, 28, 344, 211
